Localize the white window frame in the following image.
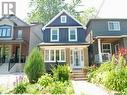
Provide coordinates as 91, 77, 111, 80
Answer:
108, 21, 120, 31
57, 49, 66, 62
61, 15, 67, 23
50, 28, 59, 42
102, 43, 112, 54
44, 49, 66, 62
115, 44, 119, 54
69, 28, 77, 41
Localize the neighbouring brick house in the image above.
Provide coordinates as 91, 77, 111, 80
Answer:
86, 19, 127, 65
39, 10, 89, 72
0, 14, 30, 65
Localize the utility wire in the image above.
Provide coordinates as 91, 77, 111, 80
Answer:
95, 0, 105, 18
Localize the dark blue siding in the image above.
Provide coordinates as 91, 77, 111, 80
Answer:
43, 28, 85, 43
47, 12, 81, 27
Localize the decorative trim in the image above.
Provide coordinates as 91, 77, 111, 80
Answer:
68, 28, 77, 41
42, 10, 86, 30
45, 26, 83, 29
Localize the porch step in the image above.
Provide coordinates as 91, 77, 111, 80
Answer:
71, 69, 87, 80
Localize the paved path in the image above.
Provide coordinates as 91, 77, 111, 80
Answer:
72, 81, 109, 95
0, 73, 24, 89
0, 63, 9, 74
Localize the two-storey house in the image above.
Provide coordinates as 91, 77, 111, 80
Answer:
86, 19, 127, 64
39, 10, 89, 72
0, 15, 30, 66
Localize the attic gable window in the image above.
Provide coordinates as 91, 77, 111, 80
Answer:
108, 21, 120, 31
61, 15, 67, 23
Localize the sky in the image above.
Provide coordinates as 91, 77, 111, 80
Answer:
0, 0, 127, 21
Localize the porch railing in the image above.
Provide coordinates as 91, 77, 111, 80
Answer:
95, 53, 112, 63
8, 56, 26, 71
8, 58, 16, 71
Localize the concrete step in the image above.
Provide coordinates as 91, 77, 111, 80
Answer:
72, 77, 88, 81
71, 69, 88, 80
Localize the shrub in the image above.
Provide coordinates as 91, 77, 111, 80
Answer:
42, 81, 73, 94
13, 82, 27, 94
38, 74, 53, 87
26, 83, 42, 94
24, 48, 45, 83
91, 55, 127, 92
52, 65, 70, 82
103, 69, 127, 91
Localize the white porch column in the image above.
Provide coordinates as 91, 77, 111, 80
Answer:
19, 43, 22, 63
98, 39, 102, 63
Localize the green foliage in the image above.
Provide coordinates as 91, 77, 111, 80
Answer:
42, 81, 73, 94
87, 66, 97, 82
13, 83, 27, 94
0, 86, 4, 93
26, 83, 42, 94
24, 48, 45, 83
38, 74, 53, 87
52, 65, 70, 82
76, 8, 96, 24
28, 0, 81, 24
90, 55, 127, 92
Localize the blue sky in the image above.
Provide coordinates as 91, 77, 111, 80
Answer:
0, 0, 127, 21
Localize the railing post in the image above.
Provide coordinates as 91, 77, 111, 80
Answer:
98, 39, 102, 63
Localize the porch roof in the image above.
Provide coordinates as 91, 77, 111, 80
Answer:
38, 42, 89, 47
93, 36, 124, 43
0, 39, 24, 44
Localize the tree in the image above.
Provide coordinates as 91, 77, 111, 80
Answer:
27, 0, 81, 24
24, 48, 45, 83
76, 8, 96, 25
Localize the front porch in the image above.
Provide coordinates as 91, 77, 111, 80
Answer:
39, 43, 89, 72
93, 37, 123, 63
0, 40, 28, 73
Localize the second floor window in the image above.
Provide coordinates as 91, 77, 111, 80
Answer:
51, 28, 59, 41
0, 25, 11, 37
69, 28, 77, 41
108, 21, 120, 31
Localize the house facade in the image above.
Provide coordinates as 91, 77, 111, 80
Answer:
86, 19, 127, 64
39, 10, 89, 72
0, 15, 30, 65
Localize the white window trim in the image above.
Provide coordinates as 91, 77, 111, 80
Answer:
108, 21, 120, 31
102, 43, 112, 54
50, 28, 59, 42
115, 44, 119, 54
44, 49, 66, 62
57, 49, 66, 62
69, 28, 77, 41
61, 15, 67, 23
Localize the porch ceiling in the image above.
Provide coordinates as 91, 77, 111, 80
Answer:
94, 38, 121, 43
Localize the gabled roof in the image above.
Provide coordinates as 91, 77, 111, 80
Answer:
0, 14, 29, 26
86, 18, 127, 27
42, 10, 86, 30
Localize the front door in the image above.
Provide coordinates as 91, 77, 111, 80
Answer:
71, 49, 84, 69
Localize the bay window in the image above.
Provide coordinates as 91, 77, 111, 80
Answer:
0, 25, 12, 38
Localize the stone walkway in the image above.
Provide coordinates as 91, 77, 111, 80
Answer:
72, 80, 109, 95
